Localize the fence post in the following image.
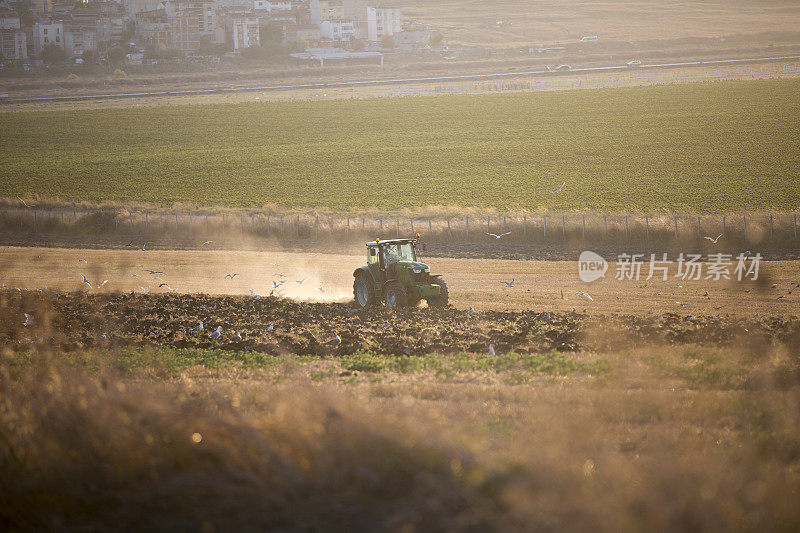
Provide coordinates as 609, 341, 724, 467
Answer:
315, 215, 318, 239
487, 215, 490, 235
625, 215, 629, 240
447, 218, 452, 239
33, 210, 36, 232
145, 211, 148, 231
280, 215, 284, 236
503, 216, 507, 233
645, 216, 649, 241
410, 218, 414, 234
561, 215, 565, 238
722, 216, 726, 236
523, 215, 527, 237
543, 215, 546, 238
674, 216, 678, 239
222, 213, 226, 234
697, 217, 701, 237
130, 211, 134, 230
428, 217, 432, 232
266, 214, 270, 237
296, 215, 300, 237
175, 213, 178, 232
795, 214, 797, 239
330, 215, 333, 239
466, 215, 469, 238
379, 215, 383, 232
347, 216, 350, 238
581, 215, 585, 240
189, 214, 192, 234
770, 214, 774, 240
396, 215, 400, 237
743, 215, 747, 242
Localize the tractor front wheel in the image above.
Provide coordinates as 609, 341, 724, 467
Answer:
353, 272, 376, 308
384, 281, 408, 308
427, 278, 450, 307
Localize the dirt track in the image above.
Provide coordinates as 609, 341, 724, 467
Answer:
5, 290, 800, 356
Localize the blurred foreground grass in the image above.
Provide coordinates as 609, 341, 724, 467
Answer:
2, 344, 799, 531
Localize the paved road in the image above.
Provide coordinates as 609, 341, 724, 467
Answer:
3, 54, 799, 104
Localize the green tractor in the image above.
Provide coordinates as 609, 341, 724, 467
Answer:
353, 238, 449, 308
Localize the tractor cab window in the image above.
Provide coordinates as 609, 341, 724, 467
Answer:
368, 247, 379, 265
382, 243, 416, 266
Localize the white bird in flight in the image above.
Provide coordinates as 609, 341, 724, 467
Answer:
209, 326, 222, 339
225, 273, 240, 279
96, 280, 108, 287
18, 196, 31, 208
296, 277, 308, 285
487, 232, 511, 240
140, 242, 149, 251
80, 274, 92, 288
577, 291, 593, 301
316, 286, 326, 293
552, 182, 566, 194
200, 241, 213, 247
704, 234, 723, 244
502, 278, 515, 287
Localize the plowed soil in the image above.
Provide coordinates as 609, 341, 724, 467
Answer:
5, 290, 800, 357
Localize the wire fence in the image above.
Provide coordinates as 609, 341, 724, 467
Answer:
381, 61, 800, 96
1, 206, 798, 247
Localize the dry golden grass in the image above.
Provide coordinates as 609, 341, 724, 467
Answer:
2, 342, 799, 530
1, 247, 798, 316
397, 0, 800, 46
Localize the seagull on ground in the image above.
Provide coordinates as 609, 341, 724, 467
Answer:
144, 269, 164, 275
468, 305, 476, 314
209, 326, 222, 339
577, 291, 593, 301
234, 331, 242, 341
271, 261, 282, 267
552, 182, 566, 194
140, 242, 149, 251
191, 321, 204, 333
486, 232, 511, 240
200, 241, 213, 247
77, 258, 87, 263
488, 343, 496, 357
267, 323, 274, 332
502, 278, 515, 287
326, 334, 341, 347
704, 234, 723, 244
249, 289, 261, 299
96, 280, 108, 287
23, 313, 34, 327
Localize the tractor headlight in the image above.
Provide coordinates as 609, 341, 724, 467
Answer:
412, 268, 422, 274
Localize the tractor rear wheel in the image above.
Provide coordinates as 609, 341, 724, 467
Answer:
353, 272, 376, 308
427, 278, 449, 307
384, 281, 408, 308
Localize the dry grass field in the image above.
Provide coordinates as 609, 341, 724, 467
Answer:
397, 0, 800, 46
1, 247, 797, 316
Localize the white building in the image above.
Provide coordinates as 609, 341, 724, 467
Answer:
366, 5, 400, 42
319, 18, 353, 44
254, 0, 292, 13
34, 21, 64, 55
0, 6, 20, 29
229, 15, 259, 50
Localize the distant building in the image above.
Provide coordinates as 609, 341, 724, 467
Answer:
0, 6, 19, 29
136, 7, 200, 51
64, 21, 97, 57
254, 0, 292, 13
319, 18, 352, 44
310, 0, 344, 25
33, 21, 64, 55
365, 5, 399, 42
283, 22, 320, 45
228, 15, 259, 50
0, 28, 28, 60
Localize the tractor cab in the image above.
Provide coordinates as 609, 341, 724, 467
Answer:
353, 238, 449, 308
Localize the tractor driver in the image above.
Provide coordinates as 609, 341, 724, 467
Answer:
382, 244, 401, 267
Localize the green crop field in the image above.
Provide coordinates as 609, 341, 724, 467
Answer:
1, 78, 799, 212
